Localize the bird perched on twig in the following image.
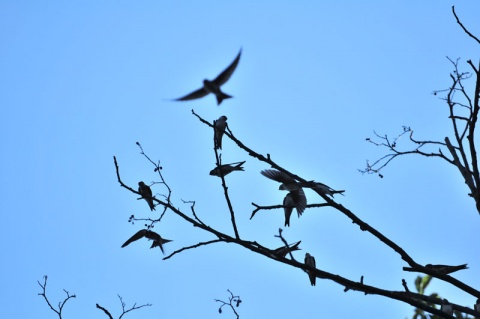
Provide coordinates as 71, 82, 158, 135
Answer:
214, 116, 228, 150
261, 169, 344, 197
121, 229, 172, 254
474, 298, 480, 312
210, 161, 245, 177
261, 169, 308, 220
283, 191, 306, 226
441, 299, 453, 316
305, 253, 316, 286
425, 263, 468, 275
138, 181, 155, 211
271, 241, 301, 258
172, 49, 242, 105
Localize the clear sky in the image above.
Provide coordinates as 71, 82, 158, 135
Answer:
1, 1, 480, 318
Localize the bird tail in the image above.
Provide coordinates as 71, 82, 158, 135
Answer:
216, 92, 232, 105
150, 241, 165, 254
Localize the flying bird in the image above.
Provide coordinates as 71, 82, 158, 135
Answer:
283, 191, 306, 226
425, 263, 468, 275
214, 115, 228, 149
173, 49, 242, 105
121, 229, 172, 254
271, 241, 301, 259
441, 299, 453, 316
138, 181, 155, 211
261, 169, 344, 197
210, 161, 245, 177
305, 253, 316, 286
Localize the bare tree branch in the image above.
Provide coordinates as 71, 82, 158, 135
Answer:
37, 276, 76, 319
452, 6, 480, 45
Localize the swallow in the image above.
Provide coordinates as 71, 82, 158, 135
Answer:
271, 241, 301, 258
173, 49, 241, 105
305, 253, 316, 286
261, 169, 308, 191
283, 191, 307, 226
210, 161, 245, 177
121, 229, 172, 254
214, 116, 228, 149
474, 299, 480, 312
311, 182, 345, 197
138, 181, 155, 211
441, 299, 453, 316
425, 263, 468, 275
261, 169, 344, 197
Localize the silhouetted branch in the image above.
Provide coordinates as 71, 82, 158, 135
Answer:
96, 304, 114, 319
37, 276, 76, 319
250, 202, 330, 220
452, 6, 480, 45
215, 289, 242, 319
118, 295, 152, 319
212, 124, 240, 239
164, 239, 222, 260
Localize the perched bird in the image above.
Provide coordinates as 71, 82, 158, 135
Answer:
138, 181, 155, 211
474, 299, 480, 312
261, 169, 344, 197
261, 169, 309, 191
121, 229, 172, 254
311, 182, 345, 197
210, 161, 245, 177
425, 263, 468, 275
441, 299, 453, 316
214, 116, 228, 149
271, 241, 301, 258
173, 49, 242, 105
305, 253, 316, 286
283, 191, 307, 226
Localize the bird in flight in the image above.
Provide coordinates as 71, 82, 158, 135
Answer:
121, 229, 172, 254
214, 115, 228, 149
173, 49, 242, 105
138, 181, 155, 211
305, 252, 316, 286
210, 161, 245, 177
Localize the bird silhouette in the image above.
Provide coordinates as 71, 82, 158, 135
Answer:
261, 169, 344, 197
425, 263, 468, 275
138, 181, 155, 211
283, 191, 306, 226
271, 241, 301, 258
121, 229, 172, 254
173, 49, 241, 105
210, 161, 245, 177
305, 253, 316, 286
441, 299, 453, 316
214, 116, 228, 149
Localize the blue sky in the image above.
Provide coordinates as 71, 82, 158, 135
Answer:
1, 1, 480, 318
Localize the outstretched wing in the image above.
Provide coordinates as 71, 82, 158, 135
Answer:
291, 188, 307, 217
261, 169, 296, 183
174, 87, 210, 101
212, 49, 242, 87
121, 229, 147, 248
